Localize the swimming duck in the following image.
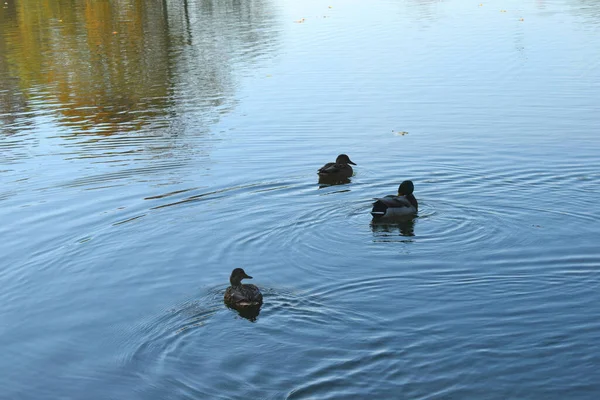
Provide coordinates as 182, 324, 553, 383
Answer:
224, 268, 263, 310
371, 180, 418, 219
317, 154, 356, 180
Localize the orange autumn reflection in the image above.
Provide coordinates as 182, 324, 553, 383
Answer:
0, 0, 173, 133
0, 0, 277, 135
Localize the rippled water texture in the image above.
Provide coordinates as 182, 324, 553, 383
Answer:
2, 0, 600, 398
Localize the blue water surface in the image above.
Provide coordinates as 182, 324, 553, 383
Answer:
1, 0, 600, 398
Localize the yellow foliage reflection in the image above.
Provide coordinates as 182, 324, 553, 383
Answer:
0, 0, 277, 135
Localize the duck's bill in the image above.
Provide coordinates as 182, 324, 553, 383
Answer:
348, 160, 356, 165
244, 274, 253, 279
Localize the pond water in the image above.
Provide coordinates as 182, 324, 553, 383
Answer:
2, 0, 600, 398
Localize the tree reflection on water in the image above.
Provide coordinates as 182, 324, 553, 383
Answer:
0, 0, 279, 136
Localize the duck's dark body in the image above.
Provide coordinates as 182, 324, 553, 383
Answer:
371, 181, 418, 219
318, 162, 353, 178
373, 193, 418, 210
371, 195, 418, 218
224, 284, 263, 309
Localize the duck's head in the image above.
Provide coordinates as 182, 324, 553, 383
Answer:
336, 154, 356, 165
230, 268, 253, 286
398, 180, 414, 196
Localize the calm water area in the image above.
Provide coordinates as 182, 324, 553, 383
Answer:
1, 0, 600, 398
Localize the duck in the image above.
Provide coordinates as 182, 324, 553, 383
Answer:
317, 154, 356, 180
224, 268, 263, 310
371, 180, 418, 219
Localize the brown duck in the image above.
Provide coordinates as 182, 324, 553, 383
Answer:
317, 154, 356, 179
224, 268, 263, 310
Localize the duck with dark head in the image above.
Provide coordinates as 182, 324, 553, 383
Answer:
371, 180, 418, 219
224, 268, 263, 312
317, 154, 356, 184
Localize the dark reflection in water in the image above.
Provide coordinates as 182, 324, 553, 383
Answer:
0, 0, 279, 137
371, 217, 416, 237
318, 176, 352, 187
0, 3, 28, 136
226, 304, 262, 322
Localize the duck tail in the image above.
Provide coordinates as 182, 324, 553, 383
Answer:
371, 200, 388, 217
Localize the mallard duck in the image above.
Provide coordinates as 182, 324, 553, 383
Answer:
317, 154, 356, 179
224, 268, 263, 310
371, 180, 418, 219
